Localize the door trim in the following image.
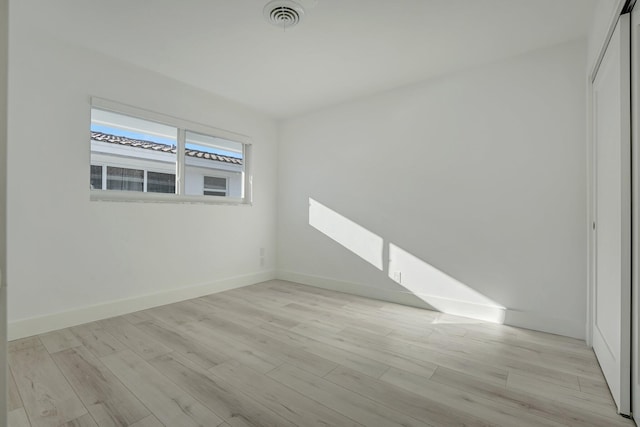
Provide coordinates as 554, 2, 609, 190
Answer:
631, 2, 639, 419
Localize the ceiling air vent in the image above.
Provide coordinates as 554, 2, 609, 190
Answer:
264, 0, 305, 29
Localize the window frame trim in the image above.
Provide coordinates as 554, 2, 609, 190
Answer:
89, 97, 253, 206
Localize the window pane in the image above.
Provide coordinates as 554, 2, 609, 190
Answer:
91, 109, 177, 143
204, 176, 226, 190
90, 165, 102, 190
204, 190, 226, 197
184, 130, 243, 198
106, 167, 144, 192
147, 171, 176, 194
202, 176, 227, 197
186, 132, 243, 160
91, 108, 177, 194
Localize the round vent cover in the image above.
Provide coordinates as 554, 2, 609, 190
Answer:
264, 0, 305, 29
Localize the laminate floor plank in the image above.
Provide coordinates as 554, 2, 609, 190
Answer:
146, 301, 214, 327
291, 321, 439, 378
255, 287, 400, 333
263, 282, 355, 308
464, 326, 597, 359
134, 319, 230, 369
269, 281, 440, 332
430, 366, 631, 427
62, 413, 99, 427
128, 415, 163, 427
225, 289, 390, 334
97, 317, 172, 360
202, 293, 299, 328
420, 321, 470, 337
8, 280, 628, 427
231, 286, 399, 336
218, 291, 346, 334
511, 324, 588, 348
100, 349, 224, 427
393, 325, 584, 390
299, 297, 434, 338
323, 364, 507, 427
284, 302, 397, 336
257, 322, 390, 378
198, 313, 338, 377
338, 326, 509, 386
444, 331, 602, 379
8, 408, 31, 427
175, 319, 282, 373
190, 298, 264, 329
121, 310, 155, 325
208, 361, 363, 427
311, 291, 438, 323
282, 283, 375, 307
9, 338, 88, 427
340, 304, 441, 333
432, 324, 599, 370
378, 366, 565, 427
8, 368, 24, 411
69, 323, 128, 359
439, 333, 598, 384
507, 367, 581, 391
223, 287, 290, 309
9, 336, 42, 353
578, 374, 614, 399
51, 346, 150, 427
507, 371, 616, 416
39, 329, 82, 354
267, 364, 430, 427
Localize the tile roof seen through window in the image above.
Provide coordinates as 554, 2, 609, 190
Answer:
91, 131, 243, 165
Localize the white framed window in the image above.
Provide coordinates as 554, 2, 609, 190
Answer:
89, 97, 252, 205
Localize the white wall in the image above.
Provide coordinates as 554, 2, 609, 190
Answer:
278, 40, 588, 339
7, 10, 278, 338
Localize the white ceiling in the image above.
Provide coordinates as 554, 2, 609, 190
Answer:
22, 0, 596, 118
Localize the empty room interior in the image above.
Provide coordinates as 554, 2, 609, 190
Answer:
3, 0, 640, 426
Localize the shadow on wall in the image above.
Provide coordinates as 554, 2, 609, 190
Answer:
308, 198, 506, 323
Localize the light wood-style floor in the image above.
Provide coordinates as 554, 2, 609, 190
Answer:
7, 280, 634, 427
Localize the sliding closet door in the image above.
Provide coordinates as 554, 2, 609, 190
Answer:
592, 13, 631, 416
632, 4, 640, 419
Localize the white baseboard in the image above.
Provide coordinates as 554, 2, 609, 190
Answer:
503, 310, 585, 341
277, 270, 585, 340
8, 269, 585, 341
8, 270, 276, 340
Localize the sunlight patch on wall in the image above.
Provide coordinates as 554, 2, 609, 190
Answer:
308, 198, 383, 270
308, 197, 506, 324
388, 244, 506, 323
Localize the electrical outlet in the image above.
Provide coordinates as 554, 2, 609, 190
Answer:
393, 271, 402, 283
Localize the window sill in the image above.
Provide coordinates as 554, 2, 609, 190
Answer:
90, 190, 251, 206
